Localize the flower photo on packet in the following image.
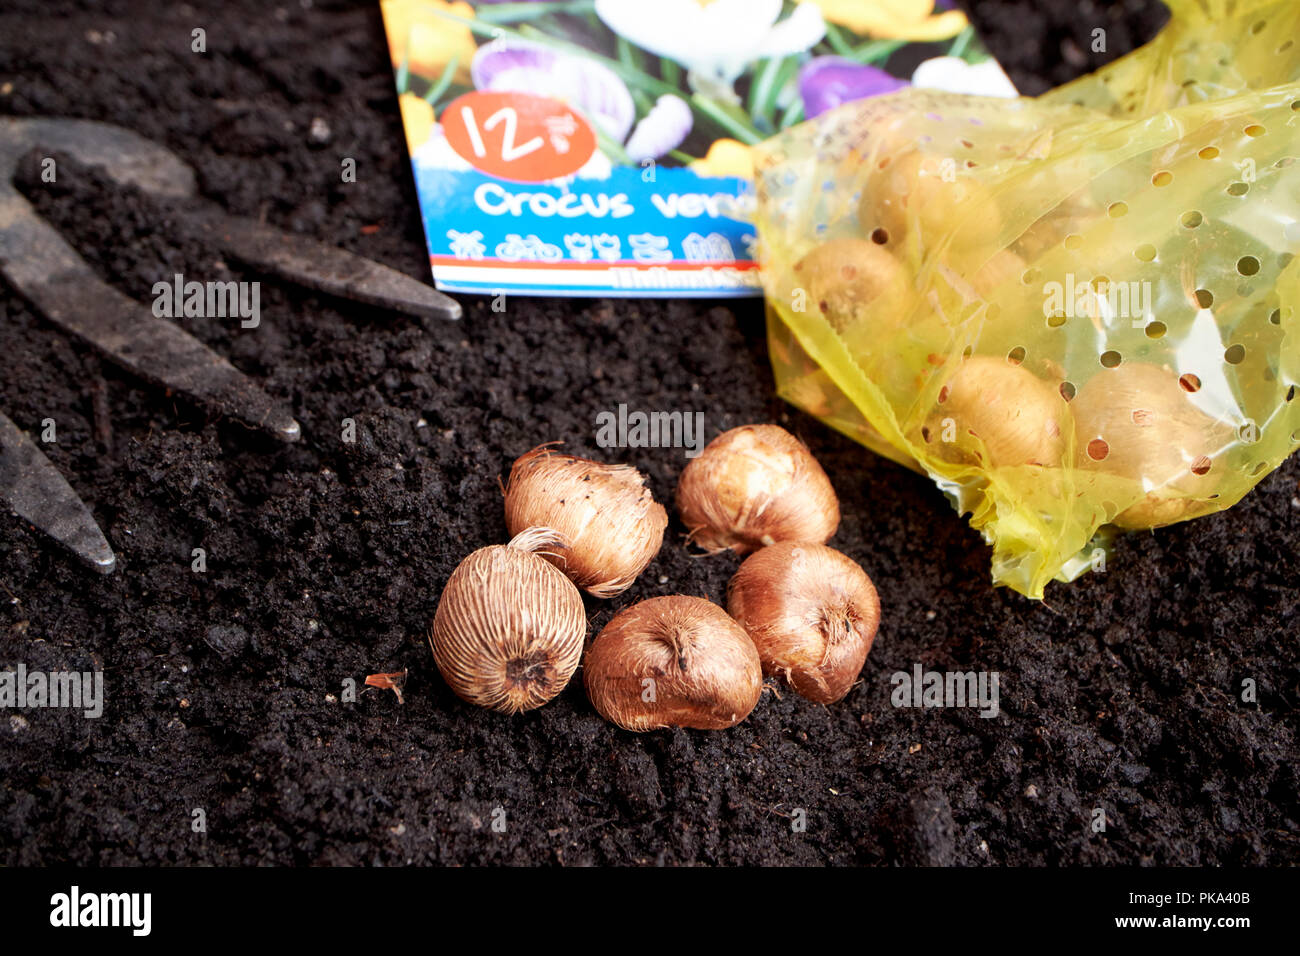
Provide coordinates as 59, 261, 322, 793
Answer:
379, 0, 1013, 297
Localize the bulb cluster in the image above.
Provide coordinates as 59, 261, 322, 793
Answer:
429, 426, 882, 729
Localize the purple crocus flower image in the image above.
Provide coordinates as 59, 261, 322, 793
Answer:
798, 56, 909, 118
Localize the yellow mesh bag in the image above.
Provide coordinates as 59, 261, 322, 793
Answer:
755, 0, 1300, 598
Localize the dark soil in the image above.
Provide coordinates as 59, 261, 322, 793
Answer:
1, 0, 1296, 866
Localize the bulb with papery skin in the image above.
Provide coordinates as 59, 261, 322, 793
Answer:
728, 542, 880, 704
1071, 362, 1232, 529
584, 595, 763, 731
430, 528, 586, 714
792, 237, 911, 335
859, 150, 1001, 253
676, 424, 840, 555
504, 444, 666, 598
920, 356, 1069, 469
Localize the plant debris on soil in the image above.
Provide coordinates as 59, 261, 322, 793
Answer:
1, 1, 1296, 866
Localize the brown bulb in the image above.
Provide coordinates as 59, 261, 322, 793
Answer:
430, 527, 586, 714
504, 443, 667, 598
858, 150, 1001, 252
921, 356, 1068, 468
1072, 362, 1232, 528
583, 596, 763, 731
676, 424, 840, 555
728, 542, 880, 704
791, 237, 911, 336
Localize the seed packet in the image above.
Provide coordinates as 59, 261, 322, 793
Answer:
379, 0, 1013, 297
754, 0, 1300, 597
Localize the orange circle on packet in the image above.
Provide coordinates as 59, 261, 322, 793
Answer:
441, 90, 596, 182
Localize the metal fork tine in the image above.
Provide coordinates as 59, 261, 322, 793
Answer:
0, 118, 301, 441
10, 117, 195, 200
0, 116, 460, 571
0, 411, 115, 573
0, 200, 301, 441
186, 209, 462, 323
2, 118, 459, 324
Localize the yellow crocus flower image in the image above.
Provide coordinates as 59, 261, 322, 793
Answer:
809, 0, 967, 42
690, 138, 754, 179
381, 0, 478, 81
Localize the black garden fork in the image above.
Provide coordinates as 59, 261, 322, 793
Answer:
0, 116, 459, 574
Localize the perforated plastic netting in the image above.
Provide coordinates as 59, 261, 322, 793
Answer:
755, 0, 1300, 597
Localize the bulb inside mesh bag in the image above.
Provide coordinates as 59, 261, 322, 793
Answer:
755, 0, 1300, 598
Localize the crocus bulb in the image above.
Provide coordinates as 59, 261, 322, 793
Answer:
728, 541, 880, 704
792, 236, 911, 335
430, 527, 586, 714
1071, 362, 1232, 529
859, 150, 1001, 253
921, 356, 1068, 468
504, 444, 667, 598
584, 595, 763, 731
676, 424, 840, 555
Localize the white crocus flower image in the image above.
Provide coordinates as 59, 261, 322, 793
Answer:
912, 56, 1018, 98
624, 94, 694, 162
412, 124, 472, 171
595, 0, 826, 103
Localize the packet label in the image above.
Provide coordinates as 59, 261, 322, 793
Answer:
380, 0, 1012, 297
